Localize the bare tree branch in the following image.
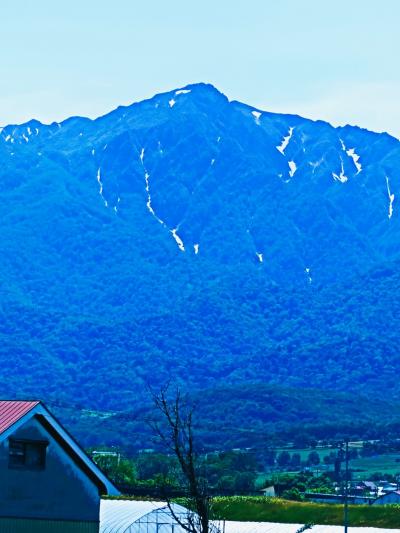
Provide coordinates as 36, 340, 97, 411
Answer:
148, 384, 220, 533
296, 524, 314, 533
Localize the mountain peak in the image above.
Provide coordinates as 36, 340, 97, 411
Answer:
148, 82, 229, 110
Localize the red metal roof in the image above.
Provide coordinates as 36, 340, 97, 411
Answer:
0, 400, 40, 435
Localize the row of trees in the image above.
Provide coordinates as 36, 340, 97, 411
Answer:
94, 450, 258, 493
276, 450, 321, 468
275, 448, 359, 469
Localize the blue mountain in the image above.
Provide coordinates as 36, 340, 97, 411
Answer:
1, 83, 400, 444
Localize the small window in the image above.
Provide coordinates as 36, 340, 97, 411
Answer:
9, 439, 48, 470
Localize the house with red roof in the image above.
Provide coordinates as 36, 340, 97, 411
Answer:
0, 400, 119, 532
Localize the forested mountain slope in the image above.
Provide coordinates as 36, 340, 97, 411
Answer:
1, 83, 399, 444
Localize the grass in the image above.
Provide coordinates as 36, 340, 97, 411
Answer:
212, 497, 400, 528
350, 453, 400, 479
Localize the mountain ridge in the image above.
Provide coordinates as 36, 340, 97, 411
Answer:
3, 83, 399, 147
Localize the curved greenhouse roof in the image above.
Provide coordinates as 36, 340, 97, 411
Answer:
100, 499, 193, 533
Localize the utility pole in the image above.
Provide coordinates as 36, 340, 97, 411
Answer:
344, 439, 349, 533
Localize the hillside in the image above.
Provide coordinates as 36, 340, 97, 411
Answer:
1, 83, 400, 445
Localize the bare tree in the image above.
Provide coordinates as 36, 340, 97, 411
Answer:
149, 385, 221, 533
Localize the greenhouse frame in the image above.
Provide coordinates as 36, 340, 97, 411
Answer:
100, 500, 223, 533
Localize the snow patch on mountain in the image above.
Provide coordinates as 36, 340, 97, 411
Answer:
171, 228, 185, 251
288, 160, 297, 178
386, 176, 395, 219
139, 148, 185, 251
277, 127, 294, 155
252, 111, 262, 125
340, 139, 362, 174
144, 172, 161, 222
346, 148, 362, 174
96, 168, 108, 207
140, 149, 164, 224
332, 159, 348, 183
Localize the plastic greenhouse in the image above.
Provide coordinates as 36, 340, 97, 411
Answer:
100, 499, 222, 533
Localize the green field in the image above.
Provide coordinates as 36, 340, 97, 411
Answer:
350, 453, 400, 479
261, 445, 400, 481
212, 497, 400, 528
258, 446, 335, 482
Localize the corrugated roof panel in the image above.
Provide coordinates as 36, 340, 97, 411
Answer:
0, 400, 40, 435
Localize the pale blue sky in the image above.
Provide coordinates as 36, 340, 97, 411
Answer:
1, 1, 399, 136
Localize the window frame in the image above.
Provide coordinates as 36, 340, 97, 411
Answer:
8, 438, 49, 471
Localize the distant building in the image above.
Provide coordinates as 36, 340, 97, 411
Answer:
353, 480, 378, 496
360, 481, 377, 493
379, 481, 398, 494
372, 490, 400, 505
260, 485, 276, 497
0, 400, 119, 532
